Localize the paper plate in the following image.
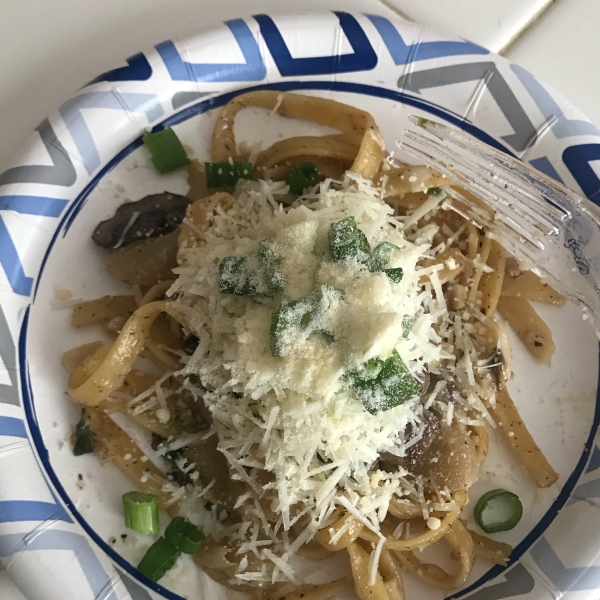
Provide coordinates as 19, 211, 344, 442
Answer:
1, 10, 600, 600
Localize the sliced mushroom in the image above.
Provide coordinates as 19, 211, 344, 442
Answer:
183, 335, 200, 355
380, 411, 440, 471
92, 192, 192, 249
417, 421, 479, 492
185, 436, 246, 512
104, 229, 179, 286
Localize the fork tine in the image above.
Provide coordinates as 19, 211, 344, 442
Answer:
402, 127, 569, 227
397, 135, 552, 250
443, 188, 544, 260
396, 116, 600, 338
407, 116, 584, 219
400, 131, 563, 236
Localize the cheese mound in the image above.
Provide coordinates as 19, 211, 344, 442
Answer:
171, 174, 446, 580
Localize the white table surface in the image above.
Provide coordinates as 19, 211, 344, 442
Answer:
1, 0, 598, 597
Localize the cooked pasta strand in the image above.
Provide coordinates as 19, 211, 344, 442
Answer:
86, 408, 180, 516
71, 295, 138, 327
256, 135, 358, 170
347, 542, 390, 600
393, 519, 475, 590
68, 301, 169, 405
466, 527, 512, 565
479, 240, 506, 317
358, 507, 461, 551
212, 91, 384, 179
502, 259, 566, 306
61, 341, 104, 372
140, 280, 175, 306
497, 296, 556, 364
315, 513, 364, 551
487, 386, 558, 487
468, 234, 492, 305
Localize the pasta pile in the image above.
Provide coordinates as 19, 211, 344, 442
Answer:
63, 92, 564, 600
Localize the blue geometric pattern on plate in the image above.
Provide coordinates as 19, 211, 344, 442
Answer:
156, 19, 266, 82
367, 14, 489, 64
87, 52, 153, 85
255, 12, 377, 76
1, 10, 600, 600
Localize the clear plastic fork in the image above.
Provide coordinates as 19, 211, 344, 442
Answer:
396, 117, 600, 337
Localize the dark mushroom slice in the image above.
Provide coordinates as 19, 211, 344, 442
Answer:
183, 335, 200, 356
380, 410, 440, 471
92, 192, 192, 249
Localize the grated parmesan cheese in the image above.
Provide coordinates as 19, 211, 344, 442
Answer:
168, 173, 494, 582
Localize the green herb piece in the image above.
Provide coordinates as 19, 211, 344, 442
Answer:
401, 318, 412, 338
164, 516, 206, 554
218, 240, 286, 301
328, 217, 371, 262
270, 297, 316, 356
73, 410, 94, 456
367, 242, 399, 272
123, 491, 159, 536
143, 128, 190, 174
343, 349, 420, 414
474, 489, 523, 534
255, 240, 286, 297
219, 256, 249, 296
269, 285, 341, 357
205, 161, 253, 188
257, 239, 279, 265
286, 162, 318, 195
384, 267, 404, 283
137, 537, 181, 582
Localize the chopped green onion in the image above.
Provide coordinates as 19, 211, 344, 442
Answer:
164, 516, 206, 554
218, 240, 285, 300
73, 410, 94, 456
474, 489, 523, 534
270, 297, 315, 356
286, 162, 318, 195
367, 242, 399, 272
205, 161, 253, 188
328, 217, 371, 262
384, 267, 404, 283
256, 240, 286, 297
143, 128, 190, 174
402, 318, 412, 338
343, 349, 420, 414
137, 536, 181, 582
123, 491, 159, 535
269, 285, 341, 356
219, 256, 248, 296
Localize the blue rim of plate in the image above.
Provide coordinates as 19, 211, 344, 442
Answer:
2, 11, 600, 600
